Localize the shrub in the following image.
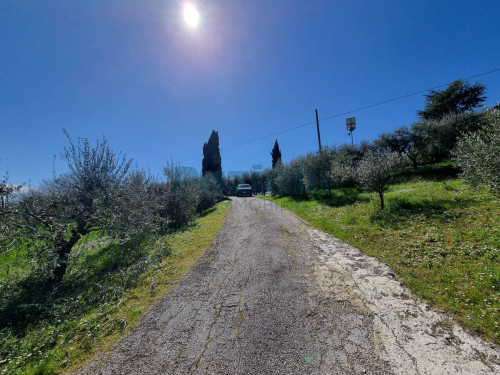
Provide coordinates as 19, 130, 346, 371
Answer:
198, 173, 223, 212
161, 164, 200, 228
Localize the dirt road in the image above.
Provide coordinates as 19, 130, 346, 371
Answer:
77, 197, 500, 375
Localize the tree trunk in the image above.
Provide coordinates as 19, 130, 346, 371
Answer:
316, 166, 320, 190
408, 155, 419, 169
53, 246, 70, 283
52, 225, 86, 283
302, 166, 307, 196
379, 191, 385, 210
327, 173, 332, 199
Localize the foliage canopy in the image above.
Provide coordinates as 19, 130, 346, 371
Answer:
454, 110, 500, 196
417, 79, 486, 120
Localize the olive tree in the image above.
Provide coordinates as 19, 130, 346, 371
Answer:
223, 177, 236, 196
260, 169, 269, 196
250, 171, 263, 194
0, 172, 22, 209
374, 126, 421, 168
301, 149, 334, 193
330, 147, 358, 188
0, 173, 22, 258
107, 169, 164, 239
357, 151, 408, 209
411, 111, 486, 164
3, 132, 134, 283
272, 161, 303, 196
330, 159, 357, 188
454, 110, 500, 196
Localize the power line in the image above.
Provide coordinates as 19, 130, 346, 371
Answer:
178, 67, 500, 164
319, 67, 500, 122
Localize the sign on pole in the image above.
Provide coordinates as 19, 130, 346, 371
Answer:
346, 117, 356, 132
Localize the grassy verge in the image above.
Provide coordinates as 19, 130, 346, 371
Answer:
259, 177, 499, 344
0, 202, 230, 375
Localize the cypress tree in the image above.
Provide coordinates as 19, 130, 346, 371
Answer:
202, 130, 222, 180
270, 139, 282, 168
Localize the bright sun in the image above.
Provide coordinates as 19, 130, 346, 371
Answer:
183, 4, 200, 28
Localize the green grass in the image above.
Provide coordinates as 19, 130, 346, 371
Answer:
0, 246, 29, 278
0, 202, 230, 375
259, 175, 500, 344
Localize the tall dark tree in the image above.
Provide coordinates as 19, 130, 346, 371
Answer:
417, 79, 486, 120
202, 130, 222, 181
270, 139, 282, 169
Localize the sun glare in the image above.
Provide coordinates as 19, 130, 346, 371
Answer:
183, 4, 200, 28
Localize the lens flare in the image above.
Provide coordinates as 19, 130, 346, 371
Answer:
183, 4, 200, 28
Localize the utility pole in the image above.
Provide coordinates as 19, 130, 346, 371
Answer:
315, 109, 322, 151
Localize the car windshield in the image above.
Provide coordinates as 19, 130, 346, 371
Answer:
237, 184, 250, 188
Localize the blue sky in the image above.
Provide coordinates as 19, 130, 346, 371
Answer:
1, 0, 500, 185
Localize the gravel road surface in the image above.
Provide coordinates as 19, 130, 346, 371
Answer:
76, 197, 500, 375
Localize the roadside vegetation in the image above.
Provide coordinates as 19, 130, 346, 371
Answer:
238, 79, 499, 343
0, 201, 229, 375
1, 77, 498, 373
0, 131, 227, 374
260, 165, 499, 344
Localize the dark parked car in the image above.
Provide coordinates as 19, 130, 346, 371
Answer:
235, 184, 252, 197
